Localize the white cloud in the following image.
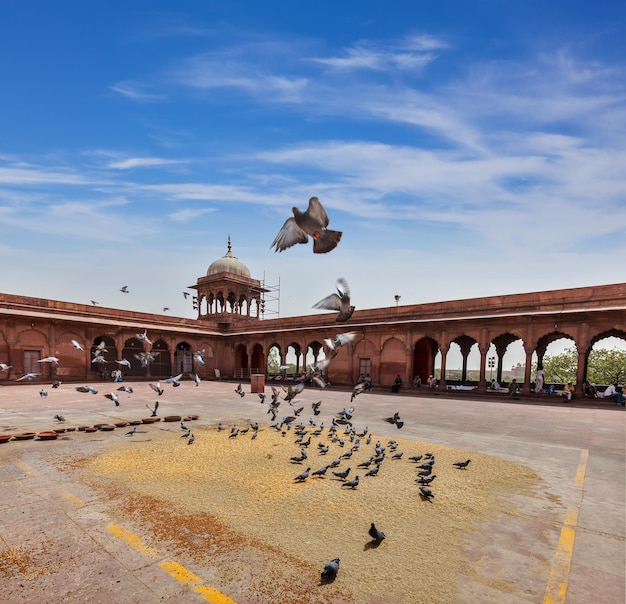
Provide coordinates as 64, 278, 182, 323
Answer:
108, 157, 187, 170
168, 207, 217, 223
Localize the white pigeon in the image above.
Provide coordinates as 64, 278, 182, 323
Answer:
163, 373, 183, 386
0, 362, 12, 372
193, 350, 205, 366
116, 358, 131, 369
137, 330, 153, 346
71, 340, 84, 351
16, 373, 39, 381
38, 356, 60, 365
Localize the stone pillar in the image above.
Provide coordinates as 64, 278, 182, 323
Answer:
438, 344, 449, 390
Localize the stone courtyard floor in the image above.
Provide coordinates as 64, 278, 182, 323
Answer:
0, 379, 623, 603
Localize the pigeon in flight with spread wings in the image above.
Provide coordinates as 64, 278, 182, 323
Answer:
313, 278, 355, 322
120, 285, 129, 293
271, 197, 342, 254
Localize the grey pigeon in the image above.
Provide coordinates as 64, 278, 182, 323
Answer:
365, 465, 380, 477
39, 389, 48, 398
384, 412, 404, 429
368, 522, 386, 543
313, 278, 355, 322
453, 459, 471, 469
145, 401, 159, 417
416, 474, 436, 485
188, 434, 195, 445
125, 427, 137, 436
76, 385, 98, 394
332, 467, 351, 481
271, 196, 342, 254
105, 392, 120, 406
312, 466, 328, 478
419, 486, 435, 500
294, 467, 310, 482
54, 414, 65, 422
320, 558, 340, 583
342, 475, 359, 489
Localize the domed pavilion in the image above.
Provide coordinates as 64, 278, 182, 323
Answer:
190, 237, 267, 323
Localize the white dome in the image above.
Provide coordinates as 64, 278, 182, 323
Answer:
207, 241, 251, 278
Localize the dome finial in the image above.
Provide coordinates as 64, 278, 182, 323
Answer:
227, 234, 231, 254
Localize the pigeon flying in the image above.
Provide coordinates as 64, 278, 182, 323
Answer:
271, 196, 342, 254
313, 278, 355, 322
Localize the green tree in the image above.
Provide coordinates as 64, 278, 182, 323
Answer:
542, 348, 577, 384
540, 346, 626, 385
587, 348, 626, 385
266, 348, 280, 374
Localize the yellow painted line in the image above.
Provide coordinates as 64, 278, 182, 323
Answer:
107, 522, 237, 603
574, 449, 589, 488
160, 560, 238, 604
543, 448, 588, 604
107, 522, 161, 560
58, 488, 84, 506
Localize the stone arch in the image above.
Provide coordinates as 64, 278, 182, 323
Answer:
250, 343, 264, 374
150, 339, 171, 377
91, 335, 117, 378
447, 334, 478, 383
491, 332, 524, 384
412, 336, 439, 385
266, 343, 282, 378
174, 341, 193, 375
121, 337, 147, 377
234, 343, 249, 377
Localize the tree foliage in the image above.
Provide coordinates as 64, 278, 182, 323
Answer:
540, 346, 626, 385
587, 348, 626, 385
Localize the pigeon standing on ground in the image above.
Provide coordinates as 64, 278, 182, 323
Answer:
54, 414, 65, 422
294, 467, 311, 482
419, 486, 435, 500
271, 196, 342, 254
125, 427, 137, 436
39, 389, 48, 398
342, 475, 359, 489
368, 523, 386, 543
453, 459, 472, 469
320, 558, 340, 583
313, 278, 355, 322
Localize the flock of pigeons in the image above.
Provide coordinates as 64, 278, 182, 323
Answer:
209, 375, 474, 584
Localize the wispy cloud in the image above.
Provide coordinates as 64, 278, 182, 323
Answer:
108, 157, 187, 170
110, 82, 164, 102
168, 207, 217, 223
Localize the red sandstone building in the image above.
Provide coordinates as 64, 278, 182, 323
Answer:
1, 243, 625, 395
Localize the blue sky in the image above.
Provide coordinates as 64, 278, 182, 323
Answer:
1, 1, 625, 320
